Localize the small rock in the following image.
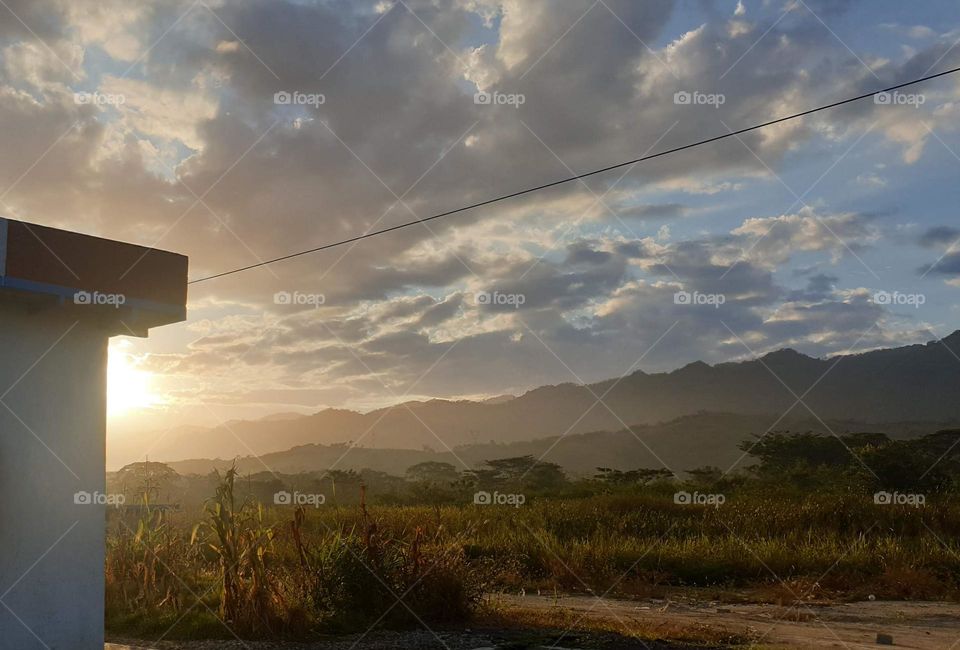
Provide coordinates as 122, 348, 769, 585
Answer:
868, 594, 876, 601
876, 632, 894, 645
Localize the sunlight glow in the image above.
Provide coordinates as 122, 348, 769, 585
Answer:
107, 340, 160, 417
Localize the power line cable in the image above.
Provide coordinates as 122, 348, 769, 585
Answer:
190, 65, 960, 284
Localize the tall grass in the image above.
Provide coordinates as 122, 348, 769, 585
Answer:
107, 472, 483, 639
106, 480, 960, 640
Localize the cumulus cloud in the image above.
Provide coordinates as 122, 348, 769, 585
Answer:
0, 0, 955, 425
731, 208, 880, 266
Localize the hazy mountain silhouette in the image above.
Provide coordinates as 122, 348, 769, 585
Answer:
137, 330, 960, 466
164, 412, 944, 477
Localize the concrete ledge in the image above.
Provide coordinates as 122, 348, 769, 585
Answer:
0, 218, 188, 335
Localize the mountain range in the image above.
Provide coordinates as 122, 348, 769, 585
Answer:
163, 412, 946, 477
121, 330, 960, 471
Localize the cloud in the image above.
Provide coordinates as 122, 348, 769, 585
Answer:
66, 0, 150, 61
787, 273, 839, 301
99, 75, 219, 149
0, 0, 953, 425
918, 225, 960, 249
919, 252, 960, 277
619, 202, 689, 220
730, 209, 879, 266
0, 0, 68, 41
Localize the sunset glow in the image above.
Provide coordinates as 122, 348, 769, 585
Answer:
107, 340, 159, 417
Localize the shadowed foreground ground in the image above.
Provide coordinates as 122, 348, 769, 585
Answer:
107, 627, 704, 650
106, 593, 960, 649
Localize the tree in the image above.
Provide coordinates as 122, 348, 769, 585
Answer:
468, 456, 568, 492
861, 429, 960, 492
115, 461, 180, 503
595, 467, 673, 486
740, 432, 890, 474
405, 461, 460, 485
686, 466, 723, 484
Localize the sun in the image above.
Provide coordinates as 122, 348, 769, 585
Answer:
107, 340, 160, 417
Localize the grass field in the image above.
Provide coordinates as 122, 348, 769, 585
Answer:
104, 471, 960, 643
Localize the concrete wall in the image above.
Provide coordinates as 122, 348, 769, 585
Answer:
0, 305, 107, 649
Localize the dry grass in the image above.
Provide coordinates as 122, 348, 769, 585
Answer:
105, 482, 960, 641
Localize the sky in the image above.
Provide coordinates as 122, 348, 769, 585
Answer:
1, 0, 960, 450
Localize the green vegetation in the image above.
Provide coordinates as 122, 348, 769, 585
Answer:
105, 430, 960, 641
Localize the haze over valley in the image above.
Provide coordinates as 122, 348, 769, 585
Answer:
114, 331, 960, 474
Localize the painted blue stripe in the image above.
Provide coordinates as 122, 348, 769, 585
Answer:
0, 275, 185, 317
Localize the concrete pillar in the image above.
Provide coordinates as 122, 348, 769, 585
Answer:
0, 309, 108, 648
0, 218, 187, 649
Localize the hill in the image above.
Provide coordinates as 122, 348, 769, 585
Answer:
133, 330, 960, 465
164, 412, 946, 477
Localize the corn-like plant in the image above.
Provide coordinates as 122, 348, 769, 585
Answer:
105, 497, 199, 619
199, 466, 287, 635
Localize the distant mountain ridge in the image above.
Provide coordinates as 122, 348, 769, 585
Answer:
128, 330, 960, 465
164, 412, 948, 477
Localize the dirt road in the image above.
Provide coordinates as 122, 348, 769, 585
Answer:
106, 594, 960, 649
498, 593, 960, 649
